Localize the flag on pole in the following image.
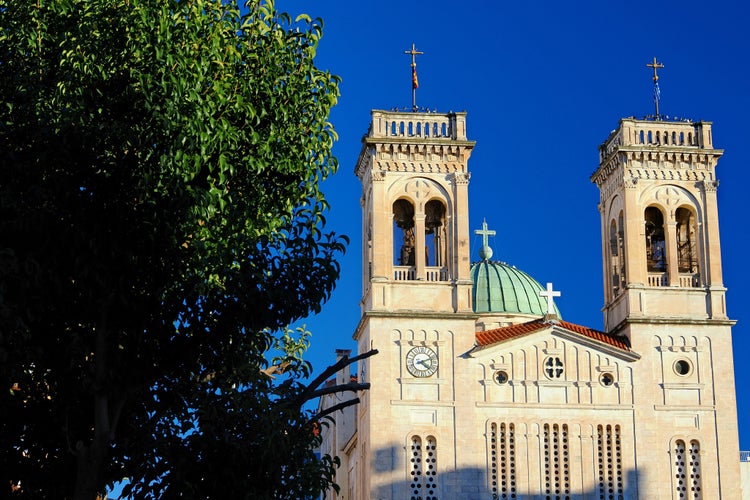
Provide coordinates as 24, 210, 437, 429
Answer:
412, 66, 419, 90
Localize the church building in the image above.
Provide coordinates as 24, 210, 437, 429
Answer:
317, 98, 740, 498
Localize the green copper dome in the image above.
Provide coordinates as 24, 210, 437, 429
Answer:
470, 259, 561, 317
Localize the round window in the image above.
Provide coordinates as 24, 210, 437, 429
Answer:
600, 373, 615, 387
674, 359, 692, 376
494, 370, 509, 385
544, 356, 564, 379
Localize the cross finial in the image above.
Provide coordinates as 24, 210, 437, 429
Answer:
404, 43, 423, 111
539, 282, 561, 316
474, 218, 496, 261
646, 56, 664, 82
646, 57, 664, 119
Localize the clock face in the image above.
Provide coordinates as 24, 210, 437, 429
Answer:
406, 346, 438, 377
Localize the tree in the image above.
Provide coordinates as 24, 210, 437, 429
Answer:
0, 0, 352, 497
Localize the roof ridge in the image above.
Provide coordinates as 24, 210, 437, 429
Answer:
475, 318, 631, 351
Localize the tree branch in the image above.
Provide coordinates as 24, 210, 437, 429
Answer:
292, 349, 378, 409
307, 397, 361, 424
304, 381, 370, 402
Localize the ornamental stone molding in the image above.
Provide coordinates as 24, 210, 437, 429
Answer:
649, 186, 687, 208
451, 172, 471, 185
625, 168, 710, 182
624, 176, 638, 190
371, 170, 386, 182
700, 179, 719, 193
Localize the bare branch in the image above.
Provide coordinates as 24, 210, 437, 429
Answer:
292, 349, 378, 408
304, 382, 370, 402
307, 397, 361, 424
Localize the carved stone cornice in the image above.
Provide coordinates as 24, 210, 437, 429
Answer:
625, 168, 712, 183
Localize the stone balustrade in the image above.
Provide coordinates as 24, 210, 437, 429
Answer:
370, 110, 468, 141
648, 273, 668, 287
393, 266, 449, 282
599, 118, 714, 162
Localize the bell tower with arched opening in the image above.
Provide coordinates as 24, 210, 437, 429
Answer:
355, 109, 475, 315
592, 117, 740, 495
351, 109, 477, 498
592, 118, 728, 330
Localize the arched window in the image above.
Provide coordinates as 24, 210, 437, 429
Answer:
425, 200, 447, 268
673, 439, 702, 499
618, 212, 626, 282
424, 436, 438, 500
688, 440, 702, 499
410, 435, 439, 500
543, 424, 570, 498
597, 425, 623, 500
393, 199, 415, 269
490, 423, 517, 500
409, 435, 423, 499
645, 207, 667, 273
366, 215, 373, 281
608, 213, 626, 297
676, 207, 699, 279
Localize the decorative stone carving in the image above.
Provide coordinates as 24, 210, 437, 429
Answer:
700, 179, 719, 193
653, 186, 685, 207
452, 172, 471, 185
371, 171, 386, 182
405, 179, 433, 201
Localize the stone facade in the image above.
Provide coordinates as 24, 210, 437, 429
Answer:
317, 110, 741, 499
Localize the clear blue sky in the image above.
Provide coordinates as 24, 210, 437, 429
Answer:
285, 0, 750, 448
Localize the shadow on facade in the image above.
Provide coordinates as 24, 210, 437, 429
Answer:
369, 451, 641, 500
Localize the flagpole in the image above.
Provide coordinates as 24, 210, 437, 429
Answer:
411, 68, 417, 111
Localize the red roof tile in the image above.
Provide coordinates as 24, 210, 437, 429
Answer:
475, 318, 631, 352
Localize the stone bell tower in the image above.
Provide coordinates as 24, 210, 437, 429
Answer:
354, 110, 475, 315
592, 117, 728, 331
591, 115, 740, 496
351, 109, 477, 499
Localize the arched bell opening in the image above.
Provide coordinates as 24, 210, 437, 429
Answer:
645, 206, 667, 285
676, 206, 700, 287
608, 214, 626, 298
393, 199, 415, 280
425, 199, 447, 269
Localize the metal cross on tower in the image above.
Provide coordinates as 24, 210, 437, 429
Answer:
646, 57, 665, 119
404, 43, 423, 111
